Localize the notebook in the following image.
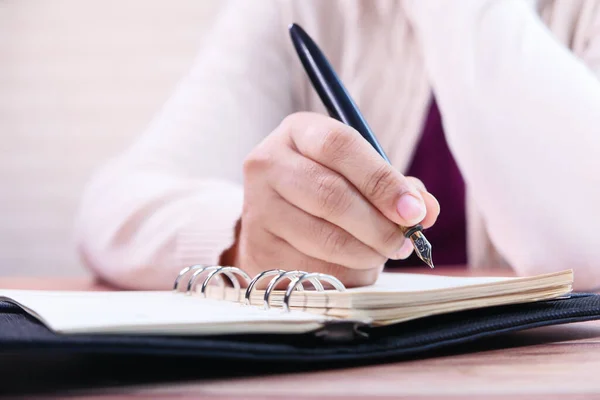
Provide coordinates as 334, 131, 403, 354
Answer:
0, 265, 574, 339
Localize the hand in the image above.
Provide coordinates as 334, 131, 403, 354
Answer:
225, 112, 440, 287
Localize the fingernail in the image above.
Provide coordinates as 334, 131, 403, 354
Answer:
392, 240, 413, 260
396, 193, 426, 225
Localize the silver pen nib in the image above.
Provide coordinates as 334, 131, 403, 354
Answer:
408, 230, 434, 268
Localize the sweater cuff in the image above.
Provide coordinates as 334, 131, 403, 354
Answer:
173, 183, 244, 270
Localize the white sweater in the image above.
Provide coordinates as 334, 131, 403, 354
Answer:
74, 0, 600, 290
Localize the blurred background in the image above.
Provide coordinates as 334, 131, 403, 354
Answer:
1, 0, 225, 276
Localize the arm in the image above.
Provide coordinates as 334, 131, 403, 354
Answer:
74, 0, 294, 289
403, 0, 600, 288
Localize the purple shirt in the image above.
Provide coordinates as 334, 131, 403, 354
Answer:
386, 97, 467, 268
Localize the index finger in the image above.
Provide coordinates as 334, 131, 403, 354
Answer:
283, 112, 428, 227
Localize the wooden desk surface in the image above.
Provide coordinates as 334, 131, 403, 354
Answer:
2, 269, 600, 399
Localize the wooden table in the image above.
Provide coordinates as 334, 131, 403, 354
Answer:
2, 270, 600, 399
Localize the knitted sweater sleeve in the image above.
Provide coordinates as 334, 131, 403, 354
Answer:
74, 0, 294, 289
403, 0, 600, 289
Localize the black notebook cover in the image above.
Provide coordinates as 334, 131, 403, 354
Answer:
3, 293, 600, 395
2, 293, 600, 364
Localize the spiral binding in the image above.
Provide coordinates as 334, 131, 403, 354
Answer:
172, 265, 346, 312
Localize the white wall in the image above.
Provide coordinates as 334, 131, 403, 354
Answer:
0, 0, 225, 276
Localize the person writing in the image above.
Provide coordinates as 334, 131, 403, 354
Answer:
74, 0, 600, 290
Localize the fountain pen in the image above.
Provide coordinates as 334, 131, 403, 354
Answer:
288, 23, 434, 269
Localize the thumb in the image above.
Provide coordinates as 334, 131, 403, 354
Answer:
395, 189, 427, 227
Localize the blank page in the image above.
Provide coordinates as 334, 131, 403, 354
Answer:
344, 272, 516, 292
0, 290, 335, 335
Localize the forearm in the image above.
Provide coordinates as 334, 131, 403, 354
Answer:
74, 0, 293, 289
404, 0, 600, 284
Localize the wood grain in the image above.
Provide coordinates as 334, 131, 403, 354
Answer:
3, 268, 600, 399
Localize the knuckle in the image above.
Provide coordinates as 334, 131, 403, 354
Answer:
319, 126, 356, 159
368, 255, 388, 271
278, 113, 301, 132
406, 176, 426, 192
353, 265, 385, 286
356, 273, 379, 287
321, 225, 351, 256
380, 226, 405, 256
343, 251, 386, 272
358, 250, 387, 271
364, 165, 397, 202
315, 173, 352, 218
279, 112, 315, 136
322, 264, 383, 288
345, 255, 384, 272
242, 146, 274, 176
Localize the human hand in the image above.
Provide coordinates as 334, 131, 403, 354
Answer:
228, 112, 440, 287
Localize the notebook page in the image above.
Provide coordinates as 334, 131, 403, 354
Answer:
0, 290, 333, 335
238, 270, 572, 311
346, 272, 516, 293
238, 273, 518, 303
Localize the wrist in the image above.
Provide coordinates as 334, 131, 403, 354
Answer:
219, 218, 242, 267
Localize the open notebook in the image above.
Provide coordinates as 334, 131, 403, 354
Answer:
0, 266, 574, 339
